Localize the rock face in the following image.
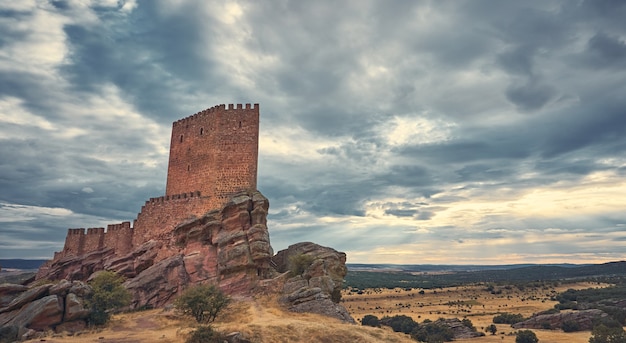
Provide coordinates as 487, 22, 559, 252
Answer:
37, 191, 273, 310
271, 242, 355, 323
512, 309, 608, 331
436, 318, 484, 339
0, 280, 92, 341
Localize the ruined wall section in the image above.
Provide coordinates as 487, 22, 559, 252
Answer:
165, 103, 259, 209
131, 192, 216, 247
62, 229, 85, 258
104, 222, 133, 256
83, 228, 105, 253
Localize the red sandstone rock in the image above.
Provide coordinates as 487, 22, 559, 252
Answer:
64, 293, 90, 321
0, 284, 51, 314
6, 295, 63, 331
124, 255, 189, 309
0, 283, 28, 308
272, 242, 354, 323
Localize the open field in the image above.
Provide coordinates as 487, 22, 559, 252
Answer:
343, 281, 607, 343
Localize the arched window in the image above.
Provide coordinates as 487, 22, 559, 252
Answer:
187, 164, 190, 171
180, 135, 184, 143
200, 128, 204, 135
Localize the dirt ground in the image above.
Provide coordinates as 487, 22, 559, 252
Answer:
343, 281, 607, 343
26, 281, 609, 343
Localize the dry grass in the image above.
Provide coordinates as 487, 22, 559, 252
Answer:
31, 295, 413, 343
29, 281, 609, 343
343, 281, 606, 343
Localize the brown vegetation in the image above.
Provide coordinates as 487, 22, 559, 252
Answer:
29, 281, 611, 343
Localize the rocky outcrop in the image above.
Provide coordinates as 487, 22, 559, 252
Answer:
0, 281, 92, 341
32, 191, 354, 325
436, 318, 484, 339
512, 309, 608, 331
36, 191, 273, 311
272, 242, 355, 323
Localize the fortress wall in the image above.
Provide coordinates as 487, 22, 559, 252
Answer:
132, 192, 217, 247
83, 227, 105, 253
63, 228, 85, 257
104, 221, 133, 256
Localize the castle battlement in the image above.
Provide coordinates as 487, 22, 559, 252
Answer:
52, 103, 260, 262
173, 103, 259, 126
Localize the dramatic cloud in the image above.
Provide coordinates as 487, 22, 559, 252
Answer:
1, 0, 625, 264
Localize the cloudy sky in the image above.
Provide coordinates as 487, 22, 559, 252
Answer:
1, 0, 625, 265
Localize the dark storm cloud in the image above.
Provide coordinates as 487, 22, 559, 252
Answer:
2, 0, 626, 262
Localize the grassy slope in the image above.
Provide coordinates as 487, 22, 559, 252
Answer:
31, 295, 414, 343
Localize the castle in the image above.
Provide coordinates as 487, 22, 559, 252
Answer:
52, 103, 260, 261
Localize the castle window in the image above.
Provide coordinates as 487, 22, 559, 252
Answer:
200, 128, 204, 135
187, 164, 190, 171
239, 121, 242, 128
180, 135, 184, 143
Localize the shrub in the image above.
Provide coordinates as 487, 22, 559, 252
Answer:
515, 330, 539, 343
381, 315, 419, 334
493, 313, 525, 324
561, 320, 580, 332
462, 318, 476, 331
175, 284, 230, 324
589, 324, 626, 343
362, 314, 381, 327
412, 321, 454, 343
185, 325, 225, 343
86, 271, 131, 326
288, 253, 315, 276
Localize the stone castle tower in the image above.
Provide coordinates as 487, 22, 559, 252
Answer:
166, 103, 259, 200
46, 104, 260, 262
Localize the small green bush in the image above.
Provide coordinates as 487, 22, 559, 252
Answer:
381, 315, 419, 334
462, 318, 476, 331
175, 284, 230, 324
412, 321, 454, 343
589, 324, 626, 343
361, 314, 380, 327
185, 325, 225, 343
561, 320, 580, 332
87, 271, 131, 326
493, 312, 525, 324
515, 329, 539, 343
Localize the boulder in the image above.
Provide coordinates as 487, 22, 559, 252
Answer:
512, 309, 608, 331
436, 318, 484, 339
6, 295, 63, 331
0, 284, 51, 314
64, 293, 90, 321
273, 242, 355, 323
49, 279, 72, 296
124, 254, 190, 309
0, 283, 28, 308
